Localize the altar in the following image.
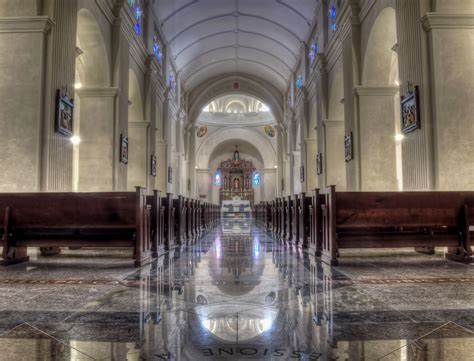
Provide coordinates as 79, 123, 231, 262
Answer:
217, 150, 255, 206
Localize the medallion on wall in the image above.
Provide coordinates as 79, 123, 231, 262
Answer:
264, 125, 275, 137
316, 153, 323, 175
401, 83, 420, 134
197, 125, 208, 138
150, 155, 157, 177
55, 87, 74, 137
120, 134, 129, 164
344, 132, 353, 162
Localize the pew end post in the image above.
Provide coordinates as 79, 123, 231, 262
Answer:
321, 185, 339, 266
1, 206, 29, 265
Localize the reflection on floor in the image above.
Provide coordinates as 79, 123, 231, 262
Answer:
0, 224, 473, 360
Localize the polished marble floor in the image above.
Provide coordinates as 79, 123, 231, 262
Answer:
0, 224, 473, 360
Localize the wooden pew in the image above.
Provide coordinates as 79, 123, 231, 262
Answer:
298, 192, 311, 249
322, 185, 473, 265
285, 196, 292, 242
146, 190, 165, 258
279, 198, 286, 240
290, 194, 298, 244
162, 193, 176, 250
308, 188, 324, 257
0, 187, 151, 267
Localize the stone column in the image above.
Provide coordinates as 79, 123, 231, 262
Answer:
112, 15, 129, 191
422, 11, 474, 190
340, 1, 361, 191
0, 16, 53, 192
355, 86, 399, 191
75, 88, 119, 191
396, 0, 435, 190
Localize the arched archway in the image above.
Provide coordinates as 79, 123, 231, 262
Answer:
73, 8, 115, 192
357, 6, 400, 191
195, 127, 277, 203
188, 74, 284, 127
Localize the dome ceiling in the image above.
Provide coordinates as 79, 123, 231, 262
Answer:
154, 0, 317, 91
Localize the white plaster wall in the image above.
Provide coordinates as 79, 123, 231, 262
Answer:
323, 122, 346, 190
128, 123, 149, 189
0, 32, 45, 191
431, 27, 474, 190
358, 93, 398, 191
76, 94, 115, 191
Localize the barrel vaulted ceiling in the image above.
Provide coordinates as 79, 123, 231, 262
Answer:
153, 0, 317, 92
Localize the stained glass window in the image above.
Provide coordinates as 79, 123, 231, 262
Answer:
153, 33, 163, 63
309, 42, 318, 64
129, 0, 143, 36
329, 5, 337, 32
214, 171, 221, 186
296, 75, 304, 90
252, 172, 260, 187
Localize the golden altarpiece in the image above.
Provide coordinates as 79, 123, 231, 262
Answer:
218, 150, 255, 206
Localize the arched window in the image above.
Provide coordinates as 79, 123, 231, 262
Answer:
153, 31, 163, 63
296, 75, 304, 90
252, 172, 260, 187
214, 171, 221, 186
329, 4, 337, 32
129, 0, 143, 36
309, 42, 319, 64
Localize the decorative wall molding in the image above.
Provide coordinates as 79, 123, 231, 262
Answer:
76, 87, 119, 98
354, 86, 399, 96
0, 17, 54, 34
421, 13, 474, 31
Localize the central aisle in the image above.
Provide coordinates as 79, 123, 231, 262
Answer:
0, 223, 473, 360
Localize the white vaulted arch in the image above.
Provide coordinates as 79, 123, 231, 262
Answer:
196, 127, 276, 169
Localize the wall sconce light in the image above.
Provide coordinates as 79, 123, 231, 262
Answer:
70, 135, 81, 145
395, 134, 405, 141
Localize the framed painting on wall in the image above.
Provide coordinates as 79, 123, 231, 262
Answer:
344, 132, 353, 162
316, 153, 323, 175
167, 166, 173, 183
401, 85, 420, 134
55, 88, 74, 137
150, 155, 157, 177
300, 166, 305, 183
120, 134, 128, 164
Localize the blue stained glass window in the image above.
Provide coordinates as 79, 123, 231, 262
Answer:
329, 5, 337, 32
153, 35, 163, 63
296, 75, 304, 90
252, 172, 260, 187
214, 171, 222, 186
129, 0, 143, 36
309, 43, 318, 64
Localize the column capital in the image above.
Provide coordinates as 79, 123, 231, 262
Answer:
0, 16, 53, 34
354, 86, 399, 97
76, 87, 120, 98
421, 13, 474, 31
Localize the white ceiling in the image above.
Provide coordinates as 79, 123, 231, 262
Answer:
154, 0, 317, 91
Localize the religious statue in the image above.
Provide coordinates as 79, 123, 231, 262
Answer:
233, 177, 240, 190
233, 150, 240, 161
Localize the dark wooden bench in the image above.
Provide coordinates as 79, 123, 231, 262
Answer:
308, 188, 325, 256
146, 190, 165, 258
162, 193, 176, 250
322, 185, 473, 265
298, 192, 311, 248
0, 187, 151, 267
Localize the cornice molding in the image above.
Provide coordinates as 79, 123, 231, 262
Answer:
0, 16, 54, 34
354, 86, 399, 96
421, 13, 474, 31
76, 87, 120, 98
